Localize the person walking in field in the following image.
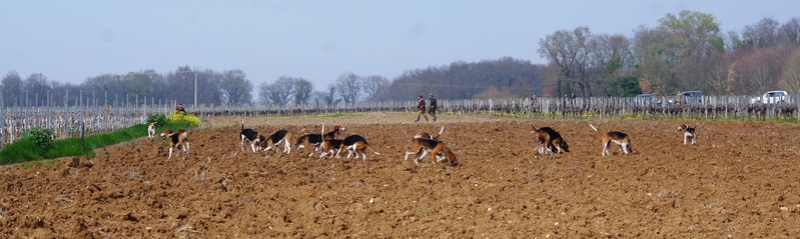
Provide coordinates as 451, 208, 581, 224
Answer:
415, 95, 428, 122
428, 93, 438, 121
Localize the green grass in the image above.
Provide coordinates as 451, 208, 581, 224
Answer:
0, 121, 195, 165
0, 138, 44, 164
21, 160, 55, 168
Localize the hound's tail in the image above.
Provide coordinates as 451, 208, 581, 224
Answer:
433, 125, 445, 139
530, 124, 538, 133
366, 143, 381, 155
589, 123, 603, 136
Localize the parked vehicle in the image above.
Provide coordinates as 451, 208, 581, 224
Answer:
667, 91, 704, 104
750, 90, 789, 104
635, 93, 661, 104
680, 91, 703, 104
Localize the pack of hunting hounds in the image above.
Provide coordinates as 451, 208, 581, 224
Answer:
150, 120, 698, 165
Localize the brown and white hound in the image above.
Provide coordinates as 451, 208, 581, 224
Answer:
413, 126, 445, 140
319, 139, 344, 158
259, 129, 293, 155
531, 125, 569, 155
295, 125, 346, 156
160, 129, 189, 159
589, 123, 634, 157
338, 134, 381, 161
404, 137, 458, 166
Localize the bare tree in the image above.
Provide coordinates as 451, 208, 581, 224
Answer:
264, 77, 294, 107
309, 91, 327, 108
288, 77, 312, 107
706, 52, 737, 95
779, 49, 800, 93
335, 72, 361, 105
736, 48, 786, 94
257, 82, 270, 105
23, 73, 51, 106
779, 17, 800, 46
743, 17, 781, 48
2, 71, 23, 107
589, 33, 635, 96
324, 85, 340, 107
219, 69, 253, 105
361, 75, 389, 101
538, 26, 592, 97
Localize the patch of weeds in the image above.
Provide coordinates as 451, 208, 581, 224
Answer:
537, 168, 548, 177
417, 207, 431, 216
193, 166, 211, 182
21, 160, 55, 169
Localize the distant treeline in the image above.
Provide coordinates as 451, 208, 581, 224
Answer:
3, 11, 800, 107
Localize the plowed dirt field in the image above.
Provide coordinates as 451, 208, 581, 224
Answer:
2, 112, 800, 238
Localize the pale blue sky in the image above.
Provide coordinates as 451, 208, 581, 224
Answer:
1, 1, 798, 90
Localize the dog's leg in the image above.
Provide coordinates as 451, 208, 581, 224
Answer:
349, 143, 358, 158
430, 148, 441, 164
534, 138, 546, 155
617, 141, 629, 155
284, 139, 291, 154
404, 151, 415, 161
168, 147, 173, 159
360, 147, 369, 161
333, 147, 341, 158
412, 147, 425, 165
624, 141, 631, 155
414, 148, 428, 164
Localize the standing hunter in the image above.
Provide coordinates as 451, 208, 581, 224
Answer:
415, 95, 428, 122
428, 93, 438, 121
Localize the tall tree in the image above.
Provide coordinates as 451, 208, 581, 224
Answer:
23, 73, 51, 106
261, 77, 294, 107
779, 49, 800, 93
324, 85, 340, 107
538, 26, 592, 97
633, 11, 721, 94
589, 33, 635, 96
292, 78, 313, 106
779, 17, 800, 46
335, 72, 361, 105
736, 47, 786, 94
361, 75, 389, 101
743, 17, 781, 48
1, 71, 23, 107
219, 69, 253, 105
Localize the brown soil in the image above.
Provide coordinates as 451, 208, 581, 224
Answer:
2, 112, 800, 238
